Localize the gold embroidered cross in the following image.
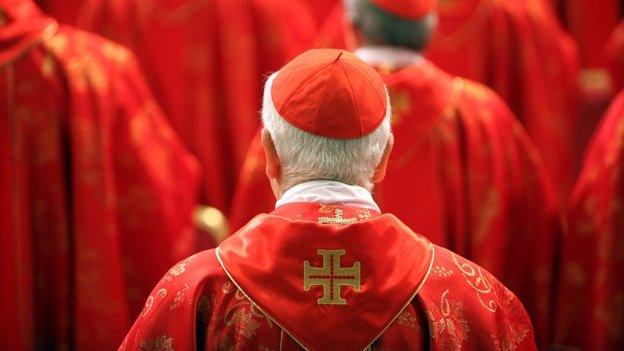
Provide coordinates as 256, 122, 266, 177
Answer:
318, 208, 357, 225
303, 249, 361, 305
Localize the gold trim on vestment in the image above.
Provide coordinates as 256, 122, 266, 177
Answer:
216, 239, 436, 351
215, 247, 312, 351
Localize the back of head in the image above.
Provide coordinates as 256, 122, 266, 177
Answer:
262, 49, 392, 192
344, 0, 437, 51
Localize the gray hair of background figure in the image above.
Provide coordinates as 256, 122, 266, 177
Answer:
261, 73, 393, 192
343, 0, 438, 51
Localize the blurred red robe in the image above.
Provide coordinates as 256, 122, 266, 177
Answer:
230, 59, 561, 347
426, 0, 580, 198
0, 1, 199, 350
119, 203, 536, 350
40, 0, 316, 213
554, 89, 624, 350
604, 21, 624, 95
303, 0, 580, 198
548, 0, 621, 67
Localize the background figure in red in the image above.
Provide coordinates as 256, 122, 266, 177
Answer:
426, 0, 580, 199
554, 89, 624, 350
0, 1, 200, 350
303, 0, 581, 199
547, 1, 624, 182
230, 1, 562, 347
39, 0, 316, 216
604, 21, 624, 97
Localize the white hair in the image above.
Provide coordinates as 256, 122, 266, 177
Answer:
262, 73, 392, 191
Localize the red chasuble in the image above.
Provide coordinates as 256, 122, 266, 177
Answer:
0, 2, 200, 350
119, 203, 536, 350
230, 60, 561, 347
426, 0, 581, 199
40, 0, 316, 213
554, 89, 624, 350
604, 21, 624, 96
549, 0, 622, 67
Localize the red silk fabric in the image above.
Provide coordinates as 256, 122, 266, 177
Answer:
313, 0, 580, 199
426, 0, 580, 199
40, 0, 316, 212
604, 21, 624, 96
549, 0, 622, 67
120, 203, 536, 350
554, 89, 624, 350
0, 2, 200, 350
229, 60, 561, 347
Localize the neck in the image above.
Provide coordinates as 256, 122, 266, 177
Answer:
353, 45, 424, 69
275, 180, 380, 212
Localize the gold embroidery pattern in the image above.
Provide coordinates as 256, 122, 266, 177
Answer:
303, 249, 361, 305
169, 283, 191, 311
396, 309, 420, 330
166, 256, 194, 278
142, 288, 168, 318
432, 265, 454, 278
452, 253, 514, 312
490, 321, 530, 351
223, 289, 273, 339
222, 281, 235, 294
318, 208, 357, 225
138, 335, 173, 351
389, 89, 411, 125
427, 290, 470, 351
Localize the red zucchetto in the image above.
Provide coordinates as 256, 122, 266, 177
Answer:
271, 48, 388, 139
372, 0, 437, 19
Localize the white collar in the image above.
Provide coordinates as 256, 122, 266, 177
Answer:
353, 45, 424, 67
275, 180, 380, 212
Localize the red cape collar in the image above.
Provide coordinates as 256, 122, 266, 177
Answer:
217, 203, 434, 351
1, 0, 57, 65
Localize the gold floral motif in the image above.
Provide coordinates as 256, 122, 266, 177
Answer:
167, 256, 194, 277
490, 321, 530, 351
142, 288, 168, 318
432, 265, 454, 278
427, 290, 470, 351
222, 282, 235, 294
223, 289, 273, 340
396, 309, 420, 330
451, 253, 514, 312
138, 335, 173, 351
169, 283, 191, 311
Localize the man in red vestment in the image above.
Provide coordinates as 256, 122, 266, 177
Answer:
553, 89, 624, 350
39, 0, 316, 216
119, 47, 536, 351
230, 1, 561, 347
426, 0, 580, 198
295, 0, 580, 198
0, 1, 199, 350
